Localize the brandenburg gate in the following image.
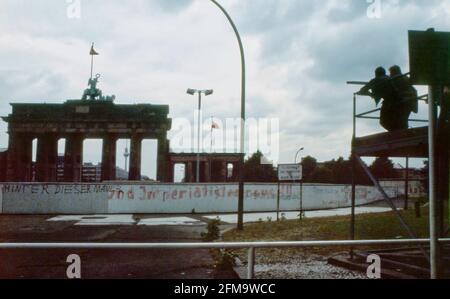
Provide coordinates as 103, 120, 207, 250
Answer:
1, 75, 171, 183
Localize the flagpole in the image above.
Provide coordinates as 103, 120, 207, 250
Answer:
89, 42, 98, 80
90, 54, 94, 80
210, 117, 213, 153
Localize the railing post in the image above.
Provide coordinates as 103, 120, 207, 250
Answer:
247, 247, 255, 279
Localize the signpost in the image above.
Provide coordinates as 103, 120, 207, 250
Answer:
409, 30, 450, 85
278, 164, 303, 181
409, 28, 450, 278
277, 164, 303, 221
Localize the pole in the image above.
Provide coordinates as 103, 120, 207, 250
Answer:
247, 247, 255, 279
124, 140, 129, 172
209, 0, 246, 231
405, 157, 409, 210
300, 180, 303, 220
277, 181, 280, 221
428, 85, 439, 279
197, 92, 202, 183
90, 54, 94, 80
294, 148, 304, 221
350, 93, 357, 259
210, 117, 213, 153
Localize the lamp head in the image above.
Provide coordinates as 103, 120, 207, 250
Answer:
187, 88, 197, 95
204, 89, 214, 96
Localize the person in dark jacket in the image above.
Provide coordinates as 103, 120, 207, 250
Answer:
357, 67, 401, 131
389, 65, 418, 130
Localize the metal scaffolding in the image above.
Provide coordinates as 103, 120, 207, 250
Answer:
347, 76, 449, 278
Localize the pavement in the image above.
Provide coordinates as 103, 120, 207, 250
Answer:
0, 214, 237, 279
0, 203, 403, 279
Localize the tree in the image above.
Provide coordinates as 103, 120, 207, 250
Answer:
243, 151, 278, 182
301, 156, 317, 181
369, 157, 399, 179
309, 167, 334, 184
323, 157, 351, 184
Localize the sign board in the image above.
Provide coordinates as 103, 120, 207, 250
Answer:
409, 30, 450, 85
278, 164, 303, 181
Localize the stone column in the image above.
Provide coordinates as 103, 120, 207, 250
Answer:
165, 161, 175, 183
6, 134, 18, 181
186, 162, 194, 183
47, 135, 58, 182
232, 162, 239, 182
128, 134, 142, 181
64, 134, 83, 182
6, 133, 33, 182
221, 161, 228, 182
157, 137, 169, 182
36, 134, 58, 182
101, 135, 117, 181
204, 160, 211, 183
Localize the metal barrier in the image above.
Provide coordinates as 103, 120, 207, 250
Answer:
1, 238, 449, 279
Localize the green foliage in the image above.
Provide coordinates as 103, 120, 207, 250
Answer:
299, 155, 399, 185
215, 250, 237, 270
201, 218, 221, 241
369, 157, 399, 179
309, 167, 334, 184
301, 156, 318, 180
243, 151, 278, 182
242, 151, 399, 185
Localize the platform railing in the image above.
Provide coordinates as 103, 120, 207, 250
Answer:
1, 238, 450, 279
351, 92, 429, 140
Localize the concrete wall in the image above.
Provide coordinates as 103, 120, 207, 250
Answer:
379, 180, 426, 198
0, 183, 397, 215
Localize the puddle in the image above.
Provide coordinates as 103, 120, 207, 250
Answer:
137, 217, 203, 226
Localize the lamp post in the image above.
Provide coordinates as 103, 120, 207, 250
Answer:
294, 147, 305, 220
187, 88, 214, 183
124, 142, 129, 172
209, 0, 246, 230
294, 147, 305, 164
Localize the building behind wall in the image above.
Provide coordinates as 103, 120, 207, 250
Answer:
166, 153, 242, 183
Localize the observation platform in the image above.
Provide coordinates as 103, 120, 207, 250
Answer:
353, 126, 428, 158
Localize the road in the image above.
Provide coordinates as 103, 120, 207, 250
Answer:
0, 214, 237, 279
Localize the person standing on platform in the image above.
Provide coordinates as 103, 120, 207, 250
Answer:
357, 67, 401, 132
389, 65, 418, 130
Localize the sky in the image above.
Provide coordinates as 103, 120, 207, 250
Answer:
0, 0, 449, 179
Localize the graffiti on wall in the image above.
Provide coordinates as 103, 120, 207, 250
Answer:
0, 183, 396, 214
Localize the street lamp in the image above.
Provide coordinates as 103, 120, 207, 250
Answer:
294, 147, 305, 164
209, 0, 246, 231
187, 88, 214, 182
294, 147, 305, 221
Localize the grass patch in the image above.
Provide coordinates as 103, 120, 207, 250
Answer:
223, 208, 432, 264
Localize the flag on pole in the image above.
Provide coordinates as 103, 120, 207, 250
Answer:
90, 43, 99, 55
211, 121, 219, 129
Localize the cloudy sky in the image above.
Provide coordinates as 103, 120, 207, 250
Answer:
1, 0, 449, 179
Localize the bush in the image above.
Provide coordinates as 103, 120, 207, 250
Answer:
201, 218, 221, 241
215, 250, 237, 270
